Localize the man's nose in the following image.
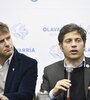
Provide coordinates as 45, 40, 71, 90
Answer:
71, 41, 77, 46
4, 39, 9, 45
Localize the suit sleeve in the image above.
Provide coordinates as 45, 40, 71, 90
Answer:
40, 67, 50, 92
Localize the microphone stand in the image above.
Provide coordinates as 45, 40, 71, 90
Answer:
66, 66, 73, 100
66, 71, 71, 100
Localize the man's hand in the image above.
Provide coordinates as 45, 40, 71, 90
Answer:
0, 94, 9, 100
52, 79, 71, 97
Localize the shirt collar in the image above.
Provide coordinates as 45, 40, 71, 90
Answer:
64, 57, 86, 68
5, 50, 14, 65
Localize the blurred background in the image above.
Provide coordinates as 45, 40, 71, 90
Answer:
0, 0, 90, 93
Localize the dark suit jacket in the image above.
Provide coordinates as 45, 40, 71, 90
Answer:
4, 48, 38, 100
40, 57, 90, 100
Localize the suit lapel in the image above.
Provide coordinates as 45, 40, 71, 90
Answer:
4, 49, 19, 93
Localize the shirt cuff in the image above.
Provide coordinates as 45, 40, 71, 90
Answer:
49, 89, 57, 100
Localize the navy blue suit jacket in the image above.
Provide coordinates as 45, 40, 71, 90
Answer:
4, 48, 38, 100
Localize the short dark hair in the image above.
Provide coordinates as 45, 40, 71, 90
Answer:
58, 23, 87, 44
0, 22, 10, 33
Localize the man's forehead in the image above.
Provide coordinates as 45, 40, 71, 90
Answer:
0, 32, 10, 39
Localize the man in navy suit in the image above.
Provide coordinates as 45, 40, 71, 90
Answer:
40, 23, 90, 100
0, 22, 38, 100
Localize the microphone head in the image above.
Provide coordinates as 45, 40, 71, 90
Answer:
66, 65, 73, 73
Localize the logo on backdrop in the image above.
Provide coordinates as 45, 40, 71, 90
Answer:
42, 26, 60, 36
49, 45, 64, 59
30, 0, 38, 2
11, 23, 28, 39
17, 47, 35, 53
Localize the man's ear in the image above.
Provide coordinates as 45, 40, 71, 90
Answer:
59, 43, 63, 52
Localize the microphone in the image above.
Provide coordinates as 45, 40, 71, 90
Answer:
66, 65, 73, 100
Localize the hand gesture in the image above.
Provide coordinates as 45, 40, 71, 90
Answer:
0, 94, 9, 100
52, 79, 71, 96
